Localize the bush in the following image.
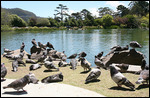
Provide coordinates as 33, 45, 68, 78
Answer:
10, 14, 27, 27
101, 14, 113, 28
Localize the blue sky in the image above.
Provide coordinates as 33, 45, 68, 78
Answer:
1, 1, 131, 18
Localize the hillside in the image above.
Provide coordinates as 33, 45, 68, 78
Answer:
3, 8, 37, 22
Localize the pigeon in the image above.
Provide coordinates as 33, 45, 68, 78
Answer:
12, 59, 19, 72
3, 74, 31, 92
1, 63, 7, 81
3, 48, 14, 53
46, 42, 55, 50
110, 45, 121, 50
26, 59, 36, 64
94, 56, 105, 68
70, 59, 77, 70
28, 73, 39, 84
38, 42, 46, 50
17, 59, 26, 67
136, 69, 149, 85
78, 51, 87, 58
31, 39, 37, 47
85, 66, 101, 84
56, 51, 67, 61
78, 57, 91, 71
109, 64, 135, 90
41, 72, 63, 83
36, 54, 47, 63
58, 60, 69, 67
96, 51, 103, 59
44, 61, 59, 71
129, 41, 142, 49
20, 42, 25, 52
29, 64, 42, 71
67, 53, 77, 59
115, 63, 129, 73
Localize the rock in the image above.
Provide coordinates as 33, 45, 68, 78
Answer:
101, 49, 145, 68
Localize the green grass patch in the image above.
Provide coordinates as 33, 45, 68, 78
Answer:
1, 57, 149, 97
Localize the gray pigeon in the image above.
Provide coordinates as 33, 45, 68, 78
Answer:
94, 56, 105, 68
67, 53, 77, 59
26, 59, 36, 64
85, 66, 101, 84
17, 59, 26, 67
20, 42, 25, 52
115, 63, 129, 73
58, 60, 69, 67
31, 39, 37, 47
44, 61, 59, 71
70, 59, 77, 70
1, 63, 7, 81
46, 42, 55, 50
3, 48, 14, 53
38, 42, 46, 50
129, 41, 142, 49
109, 64, 135, 90
3, 74, 31, 92
41, 72, 63, 83
29, 64, 42, 71
78, 51, 87, 58
96, 51, 103, 59
136, 69, 149, 85
78, 57, 91, 71
12, 59, 18, 72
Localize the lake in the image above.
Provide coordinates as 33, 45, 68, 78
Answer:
1, 29, 149, 66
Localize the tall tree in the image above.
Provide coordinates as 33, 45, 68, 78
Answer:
71, 12, 82, 20
54, 4, 69, 22
117, 5, 129, 17
98, 7, 114, 17
128, 1, 149, 16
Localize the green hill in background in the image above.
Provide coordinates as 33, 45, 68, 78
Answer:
3, 8, 37, 22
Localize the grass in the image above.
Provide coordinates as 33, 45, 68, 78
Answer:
1, 57, 149, 97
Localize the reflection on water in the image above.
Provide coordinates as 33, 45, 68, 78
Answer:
1, 29, 149, 66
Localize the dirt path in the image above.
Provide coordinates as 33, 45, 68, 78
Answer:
1, 79, 105, 97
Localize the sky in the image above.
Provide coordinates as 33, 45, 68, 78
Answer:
1, 1, 131, 18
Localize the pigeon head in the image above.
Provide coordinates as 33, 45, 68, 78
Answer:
136, 77, 144, 84
109, 64, 119, 77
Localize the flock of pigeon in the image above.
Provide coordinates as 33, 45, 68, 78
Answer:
1, 40, 149, 93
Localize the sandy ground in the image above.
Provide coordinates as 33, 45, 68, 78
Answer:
1, 79, 105, 97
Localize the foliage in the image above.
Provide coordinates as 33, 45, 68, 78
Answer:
36, 18, 50, 27
28, 17, 37, 27
54, 4, 69, 21
10, 14, 27, 27
117, 5, 129, 17
1, 8, 11, 25
123, 15, 138, 28
101, 14, 113, 28
98, 7, 114, 17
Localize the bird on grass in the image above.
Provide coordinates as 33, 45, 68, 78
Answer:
1, 63, 7, 81
78, 57, 91, 72
109, 64, 135, 91
85, 66, 101, 84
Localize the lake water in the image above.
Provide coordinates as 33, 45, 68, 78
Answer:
1, 29, 149, 66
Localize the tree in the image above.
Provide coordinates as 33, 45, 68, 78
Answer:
80, 9, 91, 20
71, 12, 82, 20
54, 4, 69, 22
10, 14, 27, 27
101, 14, 113, 28
117, 5, 129, 17
28, 17, 37, 26
123, 15, 138, 28
48, 17, 58, 27
36, 18, 50, 27
129, 1, 149, 16
98, 7, 114, 18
